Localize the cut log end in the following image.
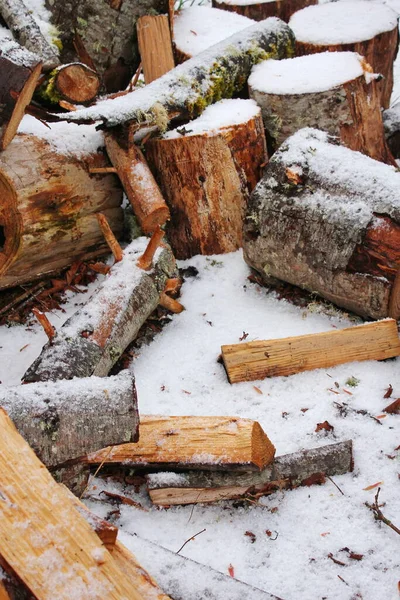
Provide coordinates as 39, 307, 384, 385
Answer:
55, 63, 100, 104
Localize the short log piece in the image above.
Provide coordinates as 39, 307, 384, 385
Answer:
249, 52, 393, 163
38, 63, 100, 105
147, 439, 353, 505
289, 1, 399, 109
221, 320, 400, 383
212, 0, 316, 23
137, 15, 174, 83
23, 238, 176, 382
84, 415, 276, 471
146, 99, 268, 259
243, 128, 400, 320
0, 133, 123, 290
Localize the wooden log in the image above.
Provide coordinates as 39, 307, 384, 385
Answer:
243, 128, 400, 320
249, 52, 394, 163
0, 0, 59, 70
23, 238, 176, 381
0, 408, 146, 600
0, 40, 42, 150
221, 320, 400, 384
0, 132, 123, 290
289, 1, 399, 109
383, 102, 400, 159
147, 439, 353, 505
121, 534, 283, 600
105, 131, 170, 234
59, 19, 295, 128
137, 15, 174, 83
84, 415, 276, 471
146, 99, 267, 259
213, 0, 316, 23
38, 63, 100, 105
0, 372, 139, 467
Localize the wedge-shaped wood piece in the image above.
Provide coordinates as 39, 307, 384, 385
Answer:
222, 320, 400, 383
137, 15, 174, 84
0, 408, 146, 600
147, 439, 353, 505
85, 415, 276, 471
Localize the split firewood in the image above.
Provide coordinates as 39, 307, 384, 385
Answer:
147, 439, 353, 505
243, 128, 400, 320
105, 131, 170, 234
0, 0, 59, 71
221, 320, 400, 383
213, 0, 315, 23
0, 371, 139, 469
23, 238, 176, 381
84, 415, 276, 471
0, 40, 42, 150
249, 52, 394, 163
0, 132, 123, 290
122, 534, 283, 600
0, 408, 147, 600
58, 19, 295, 129
37, 63, 100, 105
97, 213, 124, 262
289, 1, 399, 109
137, 15, 174, 83
146, 98, 267, 259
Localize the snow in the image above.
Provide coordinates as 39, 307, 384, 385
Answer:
249, 52, 371, 95
163, 98, 261, 138
289, 1, 398, 45
174, 6, 253, 57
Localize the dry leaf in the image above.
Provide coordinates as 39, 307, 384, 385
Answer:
302, 472, 326, 486
253, 386, 263, 395
245, 531, 256, 543
286, 167, 303, 185
228, 564, 235, 578
363, 481, 383, 491
384, 398, 400, 414
384, 384, 393, 399
315, 421, 334, 433
321, 532, 330, 537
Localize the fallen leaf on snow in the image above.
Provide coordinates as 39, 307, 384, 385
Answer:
253, 386, 263, 395
315, 421, 334, 433
384, 384, 393, 399
363, 481, 383, 491
228, 564, 235, 577
384, 398, 400, 414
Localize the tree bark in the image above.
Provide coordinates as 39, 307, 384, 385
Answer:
243, 128, 400, 320
147, 440, 353, 505
23, 238, 176, 382
212, 0, 317, 23
249, 53, 394, 163
0, 133, 123, 290
0, 41, 42, 150
38, 63, 100, 105
84, 415, 276, 471
136, 15, 174, 84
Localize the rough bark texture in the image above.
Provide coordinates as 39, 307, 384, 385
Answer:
0, 41, 42, 150
383, 102, 400, 158
243, 128, 400, 319
213, 0, 317, 23
147, 440, 353, 505
0, 372, 139, 467
0, 133, 123, 290
249, 59, 394, 163
23, 239, 176, 382
39, 63, 100, 105
137, 15, 174, 84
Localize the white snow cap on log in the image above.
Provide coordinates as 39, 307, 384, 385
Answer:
163, 98, 261, 139
249, 52, 378, 95
174, 6, 253, 56
289, 1, 398, 45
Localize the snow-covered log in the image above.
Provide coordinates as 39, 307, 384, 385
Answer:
0, 132, 123, 290
213, 0, 316, 24
249, 52, 394, 163
243, 128, 400, 320
147, 440, 353, 505
289, 1, 399, 109
23, 238, 176, 382
59, 18, 295, 129
146, 99, 268, 259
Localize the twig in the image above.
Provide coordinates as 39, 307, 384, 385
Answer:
328, 553, 346, 566
96, 213, 123, 262
32, 308, 55, 343
326, 475, 345, 496
0, 283, 44, 316
136, 226, 164, 270
79, 446, 113, 499
129, 62, 142, 91
366, 487, 400, 536
176, 528, 206, 554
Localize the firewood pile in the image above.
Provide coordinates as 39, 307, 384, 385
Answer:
0, 0, 399, 597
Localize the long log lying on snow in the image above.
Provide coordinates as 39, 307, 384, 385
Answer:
222, 320, 400, 384
84, 415, 276, 471
147, 440, 353, 505
59, 18, 295, 129
23, 238, 176, 382
0, 371, 138, 467
243, 128, 400, 320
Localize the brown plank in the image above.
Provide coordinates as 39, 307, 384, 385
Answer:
137, 15, 174, 84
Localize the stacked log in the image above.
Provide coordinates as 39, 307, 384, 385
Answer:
38, 63, 101, 105
243, 128, 400, 320
248, 51, 393, 163
212, 0, 316, 24
289, 1, 399, 109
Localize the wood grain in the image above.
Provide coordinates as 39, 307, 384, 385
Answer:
137, 15, 174, 84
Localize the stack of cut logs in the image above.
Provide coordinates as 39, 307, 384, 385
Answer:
0, 0, 400, 596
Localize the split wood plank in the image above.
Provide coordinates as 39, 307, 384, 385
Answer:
147, 439, 353, 505
137, 15, 175, 84
0, 408, 145, 600
222, 320, 400, 383
84, 415, 276, 471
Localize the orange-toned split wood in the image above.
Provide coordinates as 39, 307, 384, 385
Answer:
137, 15, 175, 84
97, 213, 124, 263
32, 308, 55, 343
159, 292, 184, 313
136, 226, 165, 270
